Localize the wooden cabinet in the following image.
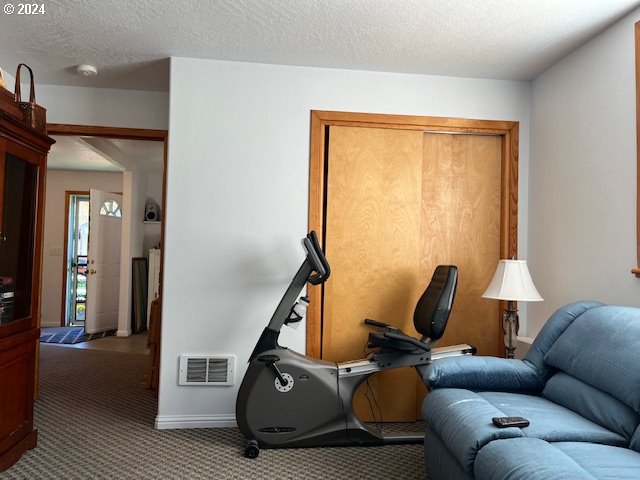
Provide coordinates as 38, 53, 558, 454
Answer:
0, 89, 53, 472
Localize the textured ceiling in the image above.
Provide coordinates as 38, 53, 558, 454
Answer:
1, 0, 639, 92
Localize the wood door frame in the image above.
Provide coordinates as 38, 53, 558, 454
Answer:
633, 22, 640, 277
307, 110, 519, 358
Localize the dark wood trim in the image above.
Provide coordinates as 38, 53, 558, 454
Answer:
634, 22, 640, 277
1, 115, 53, 155
0, 430, 37, 472
307, 110, 519, 359
47, 124, 167, 141
309, 110, 518, 134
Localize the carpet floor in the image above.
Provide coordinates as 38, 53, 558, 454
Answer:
1, 345, 428, 479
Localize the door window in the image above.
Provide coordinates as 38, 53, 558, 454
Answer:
99, 200, 121, 217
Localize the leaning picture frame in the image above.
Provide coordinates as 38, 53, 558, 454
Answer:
131, 257, 148, 333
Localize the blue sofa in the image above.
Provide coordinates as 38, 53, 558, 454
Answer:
422, 301, 640, 480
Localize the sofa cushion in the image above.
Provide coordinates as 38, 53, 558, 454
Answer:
476, 391, 627, 445
422, 389, 627, 476
543, 372, 640, 440
544, 305, 640, 412
474, 438, 596, 480
524, 301, 603, 382
423, 389, 526, 475
553, 442, 640, 479
475, 439, 640, 480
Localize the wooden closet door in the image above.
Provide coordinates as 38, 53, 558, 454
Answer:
321, 126, 502, 422
420, 133, 501, 357
323, 126, 424, 422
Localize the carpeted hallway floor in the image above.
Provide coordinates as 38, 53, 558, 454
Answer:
1, 344, 428, 479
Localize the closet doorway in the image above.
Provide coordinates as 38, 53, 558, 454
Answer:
307, 111, 519, 421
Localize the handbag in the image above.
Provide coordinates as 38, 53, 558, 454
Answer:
14, 63, 46, 133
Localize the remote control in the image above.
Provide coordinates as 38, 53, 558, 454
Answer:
492, 416, 530, 428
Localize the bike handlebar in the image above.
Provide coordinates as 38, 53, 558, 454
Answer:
303, 231, 331, 285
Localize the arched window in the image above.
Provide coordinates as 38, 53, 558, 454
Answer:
99, 199, 122, 218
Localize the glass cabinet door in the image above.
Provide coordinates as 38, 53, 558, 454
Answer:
0, 153, 38, 325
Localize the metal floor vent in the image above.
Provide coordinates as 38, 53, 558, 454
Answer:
178, 354, 235, 386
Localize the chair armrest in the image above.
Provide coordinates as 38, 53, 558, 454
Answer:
424, 356, 544, 393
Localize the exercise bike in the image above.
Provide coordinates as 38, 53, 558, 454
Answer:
236, 231, 475, 458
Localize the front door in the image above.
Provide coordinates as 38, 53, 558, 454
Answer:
85, 189, 122, 334
63, 193, 89, 326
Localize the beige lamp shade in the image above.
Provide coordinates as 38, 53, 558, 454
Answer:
482, 259, 543, 302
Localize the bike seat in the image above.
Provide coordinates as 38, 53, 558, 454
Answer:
366, 265, 458, 353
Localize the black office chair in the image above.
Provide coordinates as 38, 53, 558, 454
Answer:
365, 265, 458, 353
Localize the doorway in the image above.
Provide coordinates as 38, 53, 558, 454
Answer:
307, 111, 519, 421
63, 193, 89, 326
41, 124, 168, 403
47, 124, 167, 337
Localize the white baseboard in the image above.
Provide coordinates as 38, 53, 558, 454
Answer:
155, 414, 237, 430
116, 329, 131, 337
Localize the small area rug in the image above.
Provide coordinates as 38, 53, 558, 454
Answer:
40, 326, 116, 344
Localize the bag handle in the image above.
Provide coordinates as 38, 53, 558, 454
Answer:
14, 63, 36, 103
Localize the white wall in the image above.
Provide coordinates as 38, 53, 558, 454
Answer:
38, 85, 168, 130
117, 170, 145, 336
528, 7, 640, 335
41, 170, 124, 327
0, 78, 168, 129
143, 171, 163, 253
159, 57, 531, 428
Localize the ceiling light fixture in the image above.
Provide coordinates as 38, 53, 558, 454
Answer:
76, 64, 98, 77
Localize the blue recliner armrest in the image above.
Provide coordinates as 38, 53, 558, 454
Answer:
424, 356, 544, 393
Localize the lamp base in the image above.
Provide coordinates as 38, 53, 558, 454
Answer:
502, 301, 519, 359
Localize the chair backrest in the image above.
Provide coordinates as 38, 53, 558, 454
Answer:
414, 265, 458, 341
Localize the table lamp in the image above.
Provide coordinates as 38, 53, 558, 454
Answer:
482, 259, 543, 358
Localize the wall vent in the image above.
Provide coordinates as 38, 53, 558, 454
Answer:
178, 354, 236, 386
